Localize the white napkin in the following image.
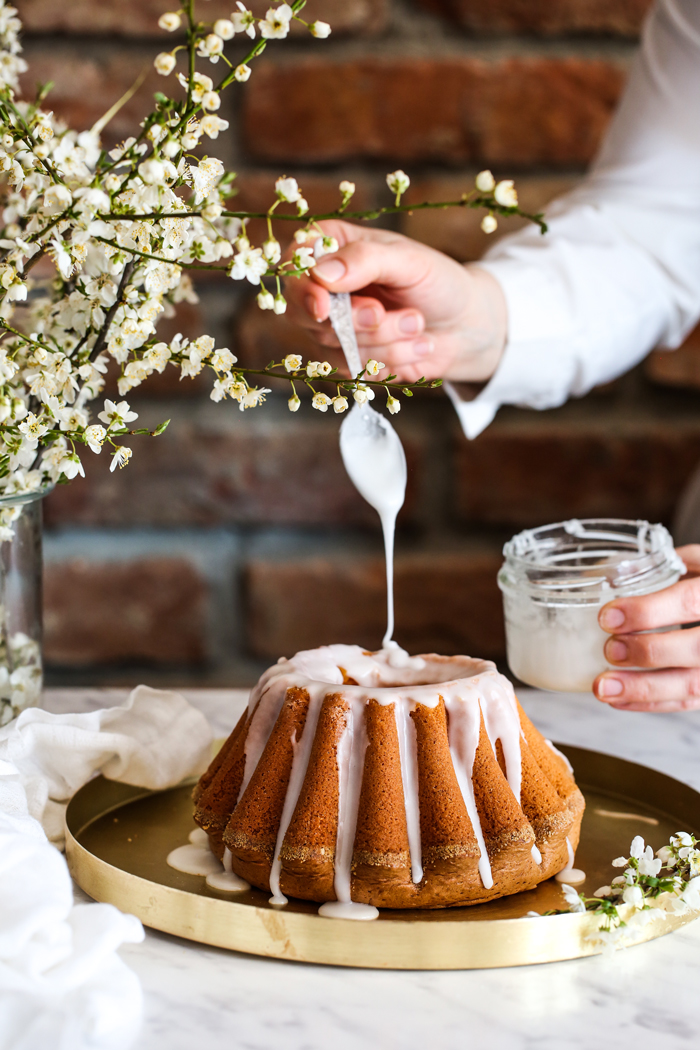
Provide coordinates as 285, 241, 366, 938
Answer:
0, 686, 213, 1050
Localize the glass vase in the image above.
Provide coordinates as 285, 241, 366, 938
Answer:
0, 489, 45, 725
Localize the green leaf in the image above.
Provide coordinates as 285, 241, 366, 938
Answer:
154, 92, 170, 105
130, 427, 150, 435
402, 388, 413, 396
431, 379, 443, 387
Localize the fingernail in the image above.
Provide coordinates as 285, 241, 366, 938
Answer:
314, 258, 346, 284
399, 313, 420, 335
600, 606, 625, 630
305, 294, 318, 320
606, 639, 628, 663
597, 676, 624, 698
414, 340, 433, 357
357, 306, 378, 329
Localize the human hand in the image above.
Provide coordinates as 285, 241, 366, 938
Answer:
283, 220, 507, 383
594, 545, 700, 711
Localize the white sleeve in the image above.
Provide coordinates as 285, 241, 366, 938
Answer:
451, 0, 700, 440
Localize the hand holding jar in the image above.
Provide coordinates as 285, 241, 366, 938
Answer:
596, 545, 700, 712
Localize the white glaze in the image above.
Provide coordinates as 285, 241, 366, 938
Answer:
189, 827, 209, 847
236, 646, 529, 913
318, 900, 379, 920
555, 836, 586, 884
166, 844, 222, 877
206, 871, 250, 893
531, 845, 542, 864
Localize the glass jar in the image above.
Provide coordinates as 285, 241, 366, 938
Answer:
498, 518, 685, 693
0, 489, 46, 725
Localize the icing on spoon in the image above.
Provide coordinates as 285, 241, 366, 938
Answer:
329, 292, 408, 650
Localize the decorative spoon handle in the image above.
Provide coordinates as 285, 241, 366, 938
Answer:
328, 292, 363, 379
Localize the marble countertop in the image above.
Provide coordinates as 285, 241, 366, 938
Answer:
46, 686, 700, 1050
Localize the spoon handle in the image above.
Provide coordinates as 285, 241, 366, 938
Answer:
328, 292, 363, 379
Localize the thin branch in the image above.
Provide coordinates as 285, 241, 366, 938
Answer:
89, 261, 135, 361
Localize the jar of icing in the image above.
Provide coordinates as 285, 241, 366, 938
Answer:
498, 518, 685, 693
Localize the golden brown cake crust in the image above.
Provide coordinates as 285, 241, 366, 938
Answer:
194, 648, 585, 909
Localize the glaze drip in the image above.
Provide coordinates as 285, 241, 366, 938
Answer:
236, 646, 526, 912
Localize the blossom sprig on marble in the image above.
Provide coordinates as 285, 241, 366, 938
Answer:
547, 833, 700, 950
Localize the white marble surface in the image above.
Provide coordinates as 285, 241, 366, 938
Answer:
46, 686, 700, 1050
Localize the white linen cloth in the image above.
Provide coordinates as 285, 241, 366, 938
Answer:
0, 685, 213, 1050
450, 0, 700, 438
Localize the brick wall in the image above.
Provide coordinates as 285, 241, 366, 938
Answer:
21, 0, 700, 686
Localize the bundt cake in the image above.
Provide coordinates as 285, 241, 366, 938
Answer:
193, 645, 585, 912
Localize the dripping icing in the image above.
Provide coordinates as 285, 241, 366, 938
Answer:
233, 646, 530, 913
555, 835, 586, 884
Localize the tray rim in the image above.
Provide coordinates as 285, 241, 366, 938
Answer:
65, 743, 700, 970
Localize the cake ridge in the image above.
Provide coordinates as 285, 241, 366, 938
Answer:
194, 645, 585, 911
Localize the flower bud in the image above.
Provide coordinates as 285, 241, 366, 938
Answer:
387, 395, 400, 414
386, 169, 410, 197
202, 201, 223, 222
273, 294, 287, 315
162, 139, 180, 158
288, 394, 301, 412
263, 238, 281, 264
154, 52, 176, 76
310, 20, 331, 38
475, 169, 495, 193
234, 63, 252, 82
481, 214, 497, 234
158, 12, 181, 31
214, 18, 235, 39
494, 179, 518, 207
256, 289, 274, 310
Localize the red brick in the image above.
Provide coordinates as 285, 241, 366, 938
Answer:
235, 297, 345, 371
401, 173, 579, 261
646, 326, 700, 391
43, 407, 422, 528
20, 43, 174, 142
454, 408, 700, 528
245, 550, 506, 661
44, 557, 207, 666
243, 56, 625, 166
20, 0, 387, 37
418, 0, 652, 36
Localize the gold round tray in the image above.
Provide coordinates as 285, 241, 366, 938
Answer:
65, 745, 700, 970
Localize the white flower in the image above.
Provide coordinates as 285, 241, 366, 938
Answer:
98, 399, 138, 429
257, 289, 274, 310
494, 179, 518, 207
43, 184, 72, 212
681, 875, 700, 909
312, 392, 331, 412
200, 115, 229, 139
202, 201, 223, 222
560, 885, 586, 913
611, 857, 628, 868
672, 832, 693, 847
594, 885, 612, 897
332, 396, 348, 414
276, 176, 301, 203
154, 52, 176, 76
630, 836, 645, 860
263, 238, 281, 263
214, 19, 235, 39
191, 156, 225, 202
273, 294, 287, 314
260, 4, 293, 39
314, 235, 339, 259
481, 214, 498, 234
656, 846, 676, 867
365, 359, 384, 376
138, 157, 165, 184
198, 33, 225, 61
84, 424, 106, 454
306, 361, 331, 378
143, 342, 172, 373
232, 3, 256, 38
638, 845, 663, 878
239, 386, 270, 411
622, 884, 644, 909
229, 246, 268, 285
18, 413, 50, 440
294, 229, 311, 244
310, 20, 331, 38
210, 347, 236, 371
292, 246, 315, 270
110, 446, 132, 471
339, 179, 355, 198
475, 169, 495, 192
296, 197, 309, 216
201, 91, 221, 112
284, 354, 302, 372
234, 63, 252, 82
158, 12, 181, 31
288, 393, 301, 412
386, 170, 410, 197
387, 395, 400, 414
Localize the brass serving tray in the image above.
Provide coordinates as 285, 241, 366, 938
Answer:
65, 745, 700, 970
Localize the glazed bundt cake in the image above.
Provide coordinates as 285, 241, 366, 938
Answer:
193, 645, 585, 911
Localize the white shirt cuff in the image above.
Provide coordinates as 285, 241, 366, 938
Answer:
448, 258, 577, 440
